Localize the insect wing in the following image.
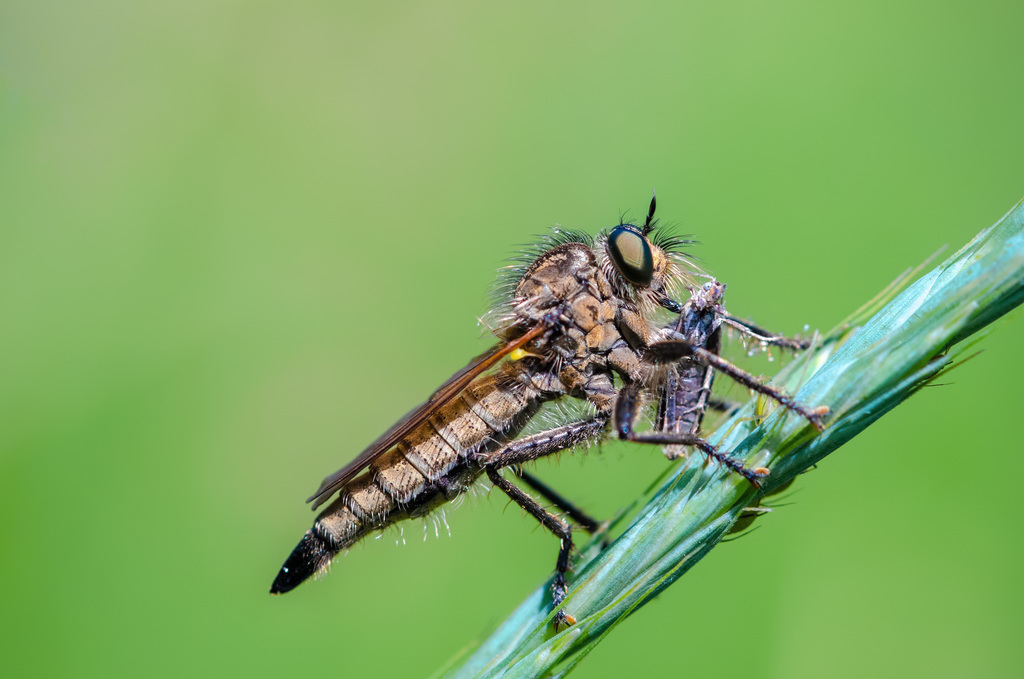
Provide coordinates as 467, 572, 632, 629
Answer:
306, 323, 546, 509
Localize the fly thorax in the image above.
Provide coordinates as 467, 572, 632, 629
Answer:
512, 242, 623, 360
513, 243, 599, 323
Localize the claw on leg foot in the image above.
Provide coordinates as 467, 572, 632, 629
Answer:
552, 574, 576, 628
557, 611, 577, 627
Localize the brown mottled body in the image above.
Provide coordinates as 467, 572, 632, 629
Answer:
275, 373, 540, 590
278, 370, 542, 588
271, 228, 691, 595
272, 197, 826, 627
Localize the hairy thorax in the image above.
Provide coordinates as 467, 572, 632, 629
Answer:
506, 242, 657, 411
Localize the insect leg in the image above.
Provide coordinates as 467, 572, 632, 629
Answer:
706, 396, 742, 415
475, 415, 609, 627
720, 314, 810, 351
512, 466, 600, 534
486, 467, 578, 627
616, 382, 768, 484
645, 341, 828, 430
479, 415, 609, 469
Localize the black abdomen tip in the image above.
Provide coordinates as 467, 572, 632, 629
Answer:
270, 529, 331, 595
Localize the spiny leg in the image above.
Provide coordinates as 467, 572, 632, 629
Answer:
720, 314, 811, 351
645, 340, 828, 430
486, 467, 577, 627
512, 466, 600, 534
479, 415, 609, 469
692, 346, 828, 429
474, 415, 609, 627
616, 382, 768, 484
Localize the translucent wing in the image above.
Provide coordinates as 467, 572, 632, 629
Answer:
306, 323, 546, 509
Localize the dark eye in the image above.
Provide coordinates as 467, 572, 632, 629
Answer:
607, 226, 654, 286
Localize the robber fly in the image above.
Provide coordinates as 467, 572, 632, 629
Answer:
270, 195, 826, 626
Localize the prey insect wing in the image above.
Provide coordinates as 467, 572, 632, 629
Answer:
307, 323, 547, 509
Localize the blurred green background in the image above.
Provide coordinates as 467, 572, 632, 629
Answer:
2, 1, 1023, 677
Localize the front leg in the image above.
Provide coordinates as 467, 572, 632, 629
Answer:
720, 313, 810, 351
615, 382, 769, 485
644, 340, 829, 430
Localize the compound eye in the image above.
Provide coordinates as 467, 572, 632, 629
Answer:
607, 226, 654, 286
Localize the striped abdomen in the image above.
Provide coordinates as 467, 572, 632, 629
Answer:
657, 360, 714, 438
270, 370, 541, 594
657, 322, 721, 441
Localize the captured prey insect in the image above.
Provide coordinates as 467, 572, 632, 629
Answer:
270, 195, 827, 626
624, 277, 829, 473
